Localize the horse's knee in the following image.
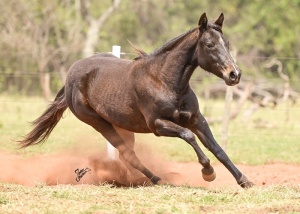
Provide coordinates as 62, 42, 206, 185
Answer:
213, 149, 228, 161
180, 130, 196, 143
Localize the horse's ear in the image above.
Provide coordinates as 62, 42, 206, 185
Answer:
198, 13, 208, 30
215, 13, 224, 28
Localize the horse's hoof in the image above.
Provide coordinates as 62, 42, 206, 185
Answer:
201, 167, 216, 182
156, 179, 167, 185
135, 177, 153, 186
238, 174, 254, 189
240, 180, 254, 189
156, 179, 174, 186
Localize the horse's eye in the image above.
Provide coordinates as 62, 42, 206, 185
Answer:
206, 43, 214, 48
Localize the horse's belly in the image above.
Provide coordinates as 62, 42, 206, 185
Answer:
89, 93, 150, 133
115, 116, 151, 133
98, 107, 151, 133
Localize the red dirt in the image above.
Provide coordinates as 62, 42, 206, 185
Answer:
1, 148, 299, 188
162, 162, 300, 187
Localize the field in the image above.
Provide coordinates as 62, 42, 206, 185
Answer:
0, 95, 300, 213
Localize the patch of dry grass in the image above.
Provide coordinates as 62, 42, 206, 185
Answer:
1, 96, 300, 213
0, 183, 299, 213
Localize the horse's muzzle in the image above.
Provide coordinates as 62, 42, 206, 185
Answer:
225, 70, 241, 86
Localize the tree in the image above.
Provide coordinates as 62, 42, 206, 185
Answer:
80, 0, 121, 58
0, 0, 299, 96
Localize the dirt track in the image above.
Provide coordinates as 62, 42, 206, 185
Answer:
1, 151, 299, 187
162, 162, 300, 187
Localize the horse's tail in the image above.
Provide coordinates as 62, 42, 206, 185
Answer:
19, 86, 68, 148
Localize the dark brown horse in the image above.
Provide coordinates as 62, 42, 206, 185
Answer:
19, 13, 253, 188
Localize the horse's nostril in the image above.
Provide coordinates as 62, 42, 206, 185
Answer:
229, 71, 237, 81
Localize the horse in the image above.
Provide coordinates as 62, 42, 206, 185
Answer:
19, 13, 254, 188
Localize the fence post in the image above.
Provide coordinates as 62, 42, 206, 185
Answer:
106, 45, 121, 160
221, 50, 236, 150
112, 45, 121, 58
221, 86, 233, 150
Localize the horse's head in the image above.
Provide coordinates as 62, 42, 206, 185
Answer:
196, 13, 241, 86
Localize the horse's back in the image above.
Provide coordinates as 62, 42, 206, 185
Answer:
65, 53, 133, 92
65, 53, 134, 101
67, 53, 131, 78
64, 53, 151, 132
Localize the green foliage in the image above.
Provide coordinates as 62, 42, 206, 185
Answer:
0, 0, 299, 96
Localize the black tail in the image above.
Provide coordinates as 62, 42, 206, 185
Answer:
19, 86, 68, 148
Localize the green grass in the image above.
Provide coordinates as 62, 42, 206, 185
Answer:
1, 95, 300, 213
1, 95, 300, 163
0, 183, 299, 214
0, 95, 107, 156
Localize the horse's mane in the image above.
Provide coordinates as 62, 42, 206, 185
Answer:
150, 27, 198, 56
127, 40, 148, 60
131, 27, 199, 60
131, 23, 223, 60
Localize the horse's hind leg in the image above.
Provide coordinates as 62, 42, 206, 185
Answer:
70, 101, 161, 184
114, 126, 146, 183
98, 122, 161, 184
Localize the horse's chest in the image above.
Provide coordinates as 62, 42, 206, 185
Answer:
158, 95, 199, 126
153, 97, 189, 116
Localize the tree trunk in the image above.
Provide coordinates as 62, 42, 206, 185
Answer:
39, 72, 52, 101
82, 0, 121, 58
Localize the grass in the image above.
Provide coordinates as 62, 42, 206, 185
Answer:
0, 95, 107, 156
1, 95, 300, 213
1, 95, 300, 164
0, 183, 299, 214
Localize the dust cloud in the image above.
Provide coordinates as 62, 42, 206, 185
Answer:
0, 143, 201, 187
1, 143, 299, 187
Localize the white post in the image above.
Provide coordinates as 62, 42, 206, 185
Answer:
221, 86, 233, 150
221, 50, 237, 150
112, 45, 121, 58
106, 45, 121, 160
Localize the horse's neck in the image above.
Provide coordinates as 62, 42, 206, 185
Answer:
151, 32, 198, 92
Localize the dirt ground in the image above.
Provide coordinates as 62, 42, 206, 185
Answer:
162, 162, 300, 187
0, 150, 299, 188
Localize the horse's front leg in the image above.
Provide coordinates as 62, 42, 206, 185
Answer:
154, 119, 216, 182
191, 112, 254, 188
